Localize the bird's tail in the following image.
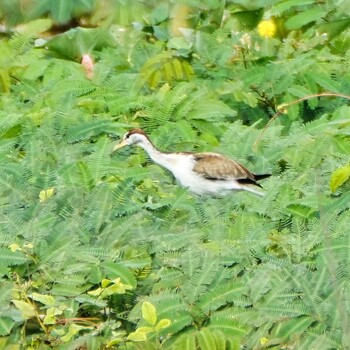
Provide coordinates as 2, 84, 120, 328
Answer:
254, 174, 271, 181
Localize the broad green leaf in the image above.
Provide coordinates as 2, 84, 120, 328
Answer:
155, 318, 171, 332
127, 331, 147, 342
43, 306, 64, 325
11, 300, 36, 319
43, 307, 57, 325
285, 9, 326, 30
60, 324, 92, 342
87, 287, 103, 297
31, 293, 56, 306
106, 337, 124, 347
135, 326, 154, 334
0, 69, 10, 93
101, 278, 113, 288
173, 58, 184, 80
88, 279, 132, 299
273, 0, 315, 13
284, 93, 299, 120
141, 302, 157, 326
100, 281, 132, 298
45, 27, 116, 60
231, 9, 264, 30
0, 317, 14, 336
330, 164, 350, 193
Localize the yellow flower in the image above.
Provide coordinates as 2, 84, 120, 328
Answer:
260, 337, 269, 345
257, 19, 276, 38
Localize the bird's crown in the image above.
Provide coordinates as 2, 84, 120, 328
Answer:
124, 128, 147, 139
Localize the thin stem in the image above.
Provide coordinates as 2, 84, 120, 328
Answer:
14, 273, 49, 336
253, 92, 350, 149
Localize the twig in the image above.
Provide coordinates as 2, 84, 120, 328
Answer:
253, 92, 350, 149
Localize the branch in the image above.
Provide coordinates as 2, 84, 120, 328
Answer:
253, 92, 350, 149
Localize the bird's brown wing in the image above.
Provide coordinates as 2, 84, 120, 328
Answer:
192, 153, 256, 182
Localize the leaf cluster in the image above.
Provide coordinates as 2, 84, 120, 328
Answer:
0, 1, 350, 349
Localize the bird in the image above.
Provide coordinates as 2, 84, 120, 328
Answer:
112, 128, 270, 197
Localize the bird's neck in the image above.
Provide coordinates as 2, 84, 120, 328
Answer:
138, 140, 177, 172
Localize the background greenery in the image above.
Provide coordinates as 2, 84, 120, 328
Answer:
0, 0, 350, 349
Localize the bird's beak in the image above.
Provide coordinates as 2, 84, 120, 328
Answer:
112, 139, 127, 152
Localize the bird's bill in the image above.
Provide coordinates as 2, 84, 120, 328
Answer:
112, 139, 127, 152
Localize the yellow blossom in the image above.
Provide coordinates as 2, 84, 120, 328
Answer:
257, 19, 276, 38
260, 337, 269, 345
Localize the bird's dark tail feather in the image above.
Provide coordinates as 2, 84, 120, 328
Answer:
254, 174, 271, 181
237, 174, 271, 189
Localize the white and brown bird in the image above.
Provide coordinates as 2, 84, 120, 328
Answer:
113, 129, 270, 196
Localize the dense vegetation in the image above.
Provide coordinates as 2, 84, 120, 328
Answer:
1, 0, 350, 349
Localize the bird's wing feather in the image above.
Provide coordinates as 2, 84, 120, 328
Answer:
192, 153, 256, 181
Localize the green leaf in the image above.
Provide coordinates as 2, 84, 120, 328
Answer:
311, 73, 341, 93
287, 85, 313, 98
87, 287, 103, 297
141, 302, 157, 326
173, 332, 196, 350
88, 278, 132, 299
106, 336, 124, 347
101, 278, 112, 288
135, 326, 154, 334
285, 9, 326, 30
0, 317, 14, 336
45, 27, 116, 60
285, 204, 317, 219
196, 328, 216, 350
273, 0, 315, 13
11, 300, 36, 319
231, 8, 264, 30
284, 93, 299, 120
330, 164, 350, 193
316, 18, 350, 40
60, 324, 93, 342
155, 318, 171, 332
273, 316, 313, 339
213, 330, 227, 350
102, 261, 137, 288
31, 293, 56, 306
100, 281, 132, 298
43, 307, 57, 325
127, 331, 147, 342
0, 248, 27, 267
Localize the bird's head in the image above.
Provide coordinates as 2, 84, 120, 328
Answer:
112, 128, 150, 151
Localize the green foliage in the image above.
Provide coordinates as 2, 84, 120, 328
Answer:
330, 164, 350, 193
0, 0, 350, 349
